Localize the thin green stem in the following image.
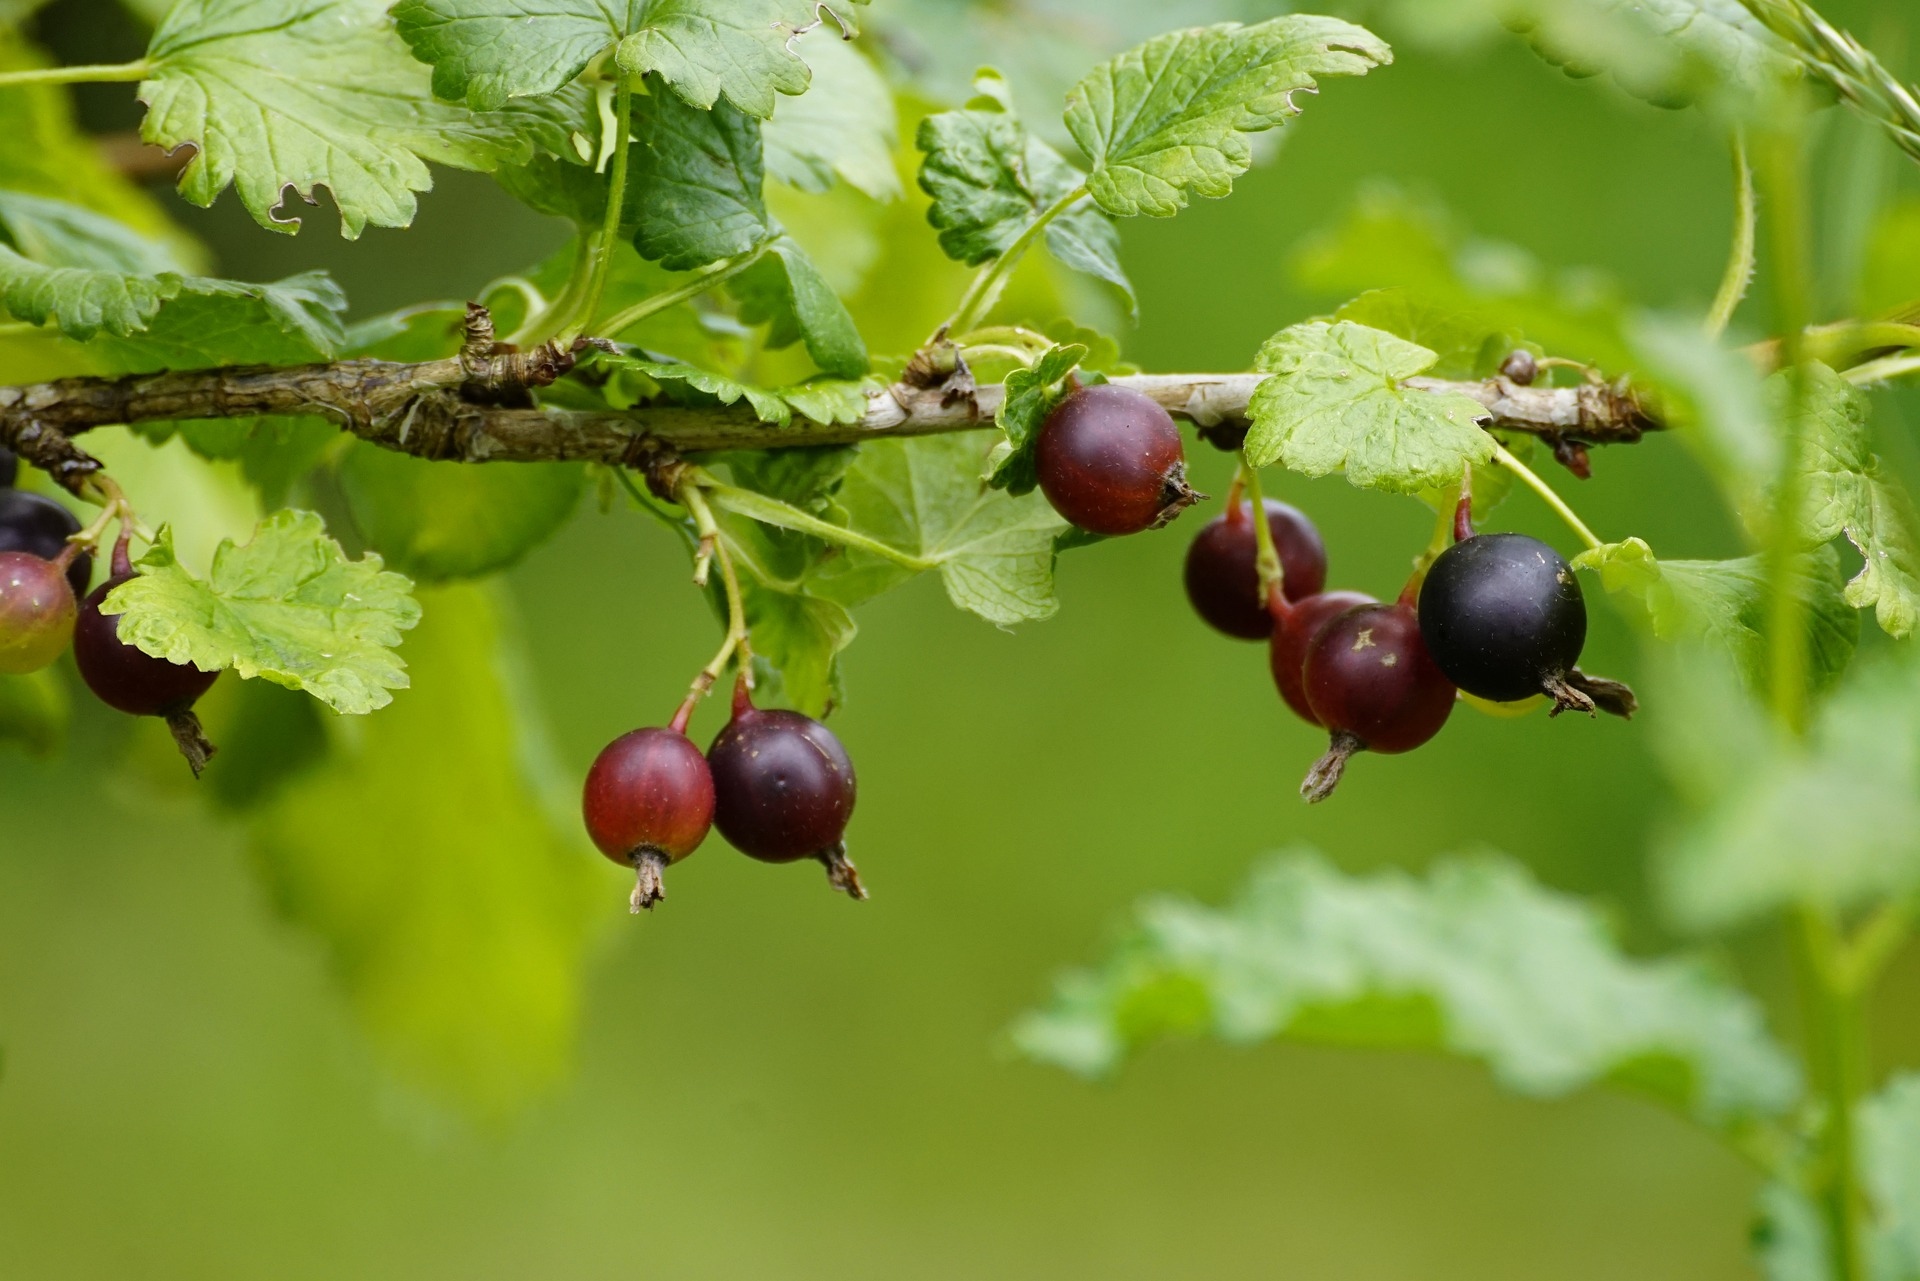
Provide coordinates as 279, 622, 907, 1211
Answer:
1706, 131, 1757, 338
595, 247, 769, 339
939, 186, 1088, 340
1488, 442, 1602, 550
1838, 895, 1917, 992
571, 76, 636, 341
1794, 908, 1869, 1281
510, 236, 593, 347
702, 478, 934, 571
1238, 458, 1283, 596
1845, 349, 1920, 384
0, 60, 150, 89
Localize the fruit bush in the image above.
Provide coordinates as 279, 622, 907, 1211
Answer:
0, 0, 1919, 1275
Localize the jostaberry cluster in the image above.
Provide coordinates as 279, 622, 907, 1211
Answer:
582, 677, 861, 912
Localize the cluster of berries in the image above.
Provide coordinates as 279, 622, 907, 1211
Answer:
0, 449, 220, 766
582, 678, 861, 912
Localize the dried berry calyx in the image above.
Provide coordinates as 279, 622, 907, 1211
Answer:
707, 677, 864, 899
1300, 598, 1456, 802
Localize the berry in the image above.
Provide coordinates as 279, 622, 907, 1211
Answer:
0, 446, 16, 488
1269, 589, 1375, 724
1299, 601, 1455, 802
1184, 498, 1328, 639
74, 538, 220, 775
1034, 383, 1201, 535
707, 679, 863, 898
0, 489, 91, 597
583, 717, 716, 912
0, 551, 76, 674
1417, 532, 1590, 711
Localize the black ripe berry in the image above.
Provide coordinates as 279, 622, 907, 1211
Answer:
73, 537, 220, 775
707, 678, 863, 898
1269, 589, 1375, 724
1034, 383, 1201, 535
1300, 600, 1455, 802
0, 446, 16, 488
582, 713, 715, 912
1184, 499, 1328, 640
0, 489, 91, 597
1418, 533, 1590, 711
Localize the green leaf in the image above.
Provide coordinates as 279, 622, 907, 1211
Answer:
914, 98, 1131, 308
0, 668, 67, 758
0, 189, 188, 276
627, 85, 770, 271
1574, 538, 1859, 695
739, 579, 855, 718
338, 446, 584, 583
1628, 313, 1780, 526
1650, 649, 1920, 933
987, 342, 1085, 494
594, 351, 866, 428
1014, 849, 1801, 1130
810, 434, 1070, 626
393, 0, 859, 118
1245, 320, 1494, 493
763, 29, 899, 202
1065, 17, 1391, 220
1865, 1073, 1920, 1279
248, 582, 609, 1116
101, 510, 423, 715
727, 235, 869, 377
1751, 1181, 1829, 1281
1783, 363, 1920, 639
143, 0, 574, 238
1334, 287, 1517, 380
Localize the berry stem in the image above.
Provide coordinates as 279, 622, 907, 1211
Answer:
676, 478, 754, 708
1238, 457, 1284, 600
1705, 130, 1757, 339
939, 185, 1090, 340
594, 245, 770, 340
1487, 442, 1602, 550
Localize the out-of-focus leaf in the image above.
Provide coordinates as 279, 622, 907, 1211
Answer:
102, 510, 422, 715
1246, 320, 1493, 493
1751, 1180, 1829, 1281
810, 434, 1070, 625
764, 29, 900, 202
249, 583, 610, 1116
1783, 363, 1920, 639
1065, 18, 1390, 218
1651, 648, 1920, 933
1861, 197, 1920, 318
1629, 312, 1778, 527
338, 446, 584, 583
1015, 849, 1801, 1131
1574, 538, 1859, 694
0, 668, 66, 757
1865, 1074, 1920, 1281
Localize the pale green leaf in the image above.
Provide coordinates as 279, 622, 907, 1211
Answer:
812, 434, 1070, 626
740, 578, 855, 718
1783, 363, 1920, 639
1574, 538, 1859, 695
1015, 849, 1801, 1130
987, 341, 1086, 494
763, 29, 900, 202
249, 583, 609, 1116
0, 189, 188, 276
143, 0, 574, 237
1751, 1181, 1829, 1281
1246, 320, 1493, 493
1651, 649, 1920, 933
1065, 17, 1391, 219
101, 510, 423, 715
338, 446, 584, 583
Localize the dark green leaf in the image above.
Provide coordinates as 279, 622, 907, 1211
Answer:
728, 235, 869, 377
627, 85, 770, 271
987, 342, 1085, 494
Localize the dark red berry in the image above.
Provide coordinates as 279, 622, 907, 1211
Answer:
1185, 498, 1328, 639
0, 446, 16, 488
1418, 533, 1590, 712
707, 678, 863, 898
1269, 589, 1375, 724
1034, 383, 1201, 535
0, 489, 91, 597
583, 717, 716, 912
74, 538, 220, 775
1299, 601, 1455, 802
0, 551, 75, 674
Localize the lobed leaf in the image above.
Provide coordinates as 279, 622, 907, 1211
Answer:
1245, 320, 1493, 493
102, 510, 423, 716
1014, 849, 1801, 1130
143, 0, 576, 238
627, 85, 771, 271
1783, 363, 1920, 639
727, 235, 869, 377
1065, 17, 1391, 219
248, 583, 609, 1117
763, 29, 900, 202
595, 351, 867, 428
987, 341, 1086, 495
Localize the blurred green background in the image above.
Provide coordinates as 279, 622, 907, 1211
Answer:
1, 0, 1917, 1276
